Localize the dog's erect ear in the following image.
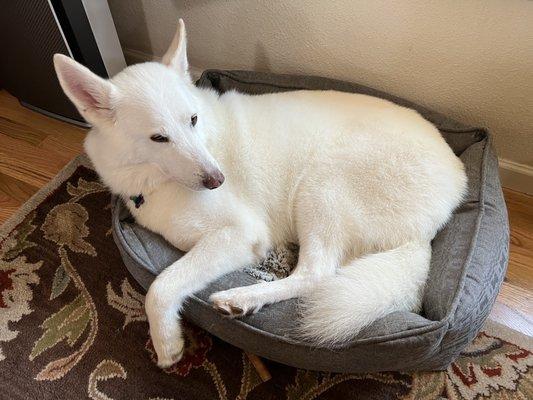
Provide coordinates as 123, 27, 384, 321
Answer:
53, 54, 117, 125
162, 19, 189, 76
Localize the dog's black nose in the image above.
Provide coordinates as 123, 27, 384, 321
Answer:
202, 171, 225, 190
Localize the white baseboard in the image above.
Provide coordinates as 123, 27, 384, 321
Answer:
499, 159, 533, 195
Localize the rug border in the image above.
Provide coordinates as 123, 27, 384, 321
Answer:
0, 154, 93, 240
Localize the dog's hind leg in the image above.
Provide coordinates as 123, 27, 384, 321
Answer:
145, 226, 259, 368
209, 234, 339, 316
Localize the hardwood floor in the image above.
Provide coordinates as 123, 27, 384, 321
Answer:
494, 188, 533, 335
0, 91, 84, 220
0, 89, 531, 336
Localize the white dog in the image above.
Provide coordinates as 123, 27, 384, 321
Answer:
53, 20, 466, 368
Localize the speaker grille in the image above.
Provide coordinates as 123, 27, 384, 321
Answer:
0, 0, 82, 121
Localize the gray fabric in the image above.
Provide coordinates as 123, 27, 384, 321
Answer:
111, 70, 509, 373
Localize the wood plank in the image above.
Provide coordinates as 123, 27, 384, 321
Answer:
504, 188, 533, 216
489, 301, 533, 337
503, 189, 533, 293
0, 190, 23, 224
0, 132, 71, 187
506, 250, 533, 291
0, 173, 38, 224
497, 281, 533, 317
0, 115, 48, 146
0, 90, 86, 139
39, 134, 84, 161
0, 172, 38, 203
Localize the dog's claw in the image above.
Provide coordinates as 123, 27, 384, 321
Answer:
212, 301, 246, 317
214, 304, 231, 315
230, 305, 244, 315
210, 290, 265, 318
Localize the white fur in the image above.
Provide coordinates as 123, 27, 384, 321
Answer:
53, 20, 467, 368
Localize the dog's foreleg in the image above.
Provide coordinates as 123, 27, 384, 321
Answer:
145, 227, 256, 368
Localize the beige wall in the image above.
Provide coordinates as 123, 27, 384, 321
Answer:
108, 0, 533, 169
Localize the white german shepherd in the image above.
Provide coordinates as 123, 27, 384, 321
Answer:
53, 20, 466, 368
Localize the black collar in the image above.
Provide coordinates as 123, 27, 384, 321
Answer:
129, 194, 145, 208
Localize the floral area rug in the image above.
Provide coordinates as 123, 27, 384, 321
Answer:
0, 155, 531, 400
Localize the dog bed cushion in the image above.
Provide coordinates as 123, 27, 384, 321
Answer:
111, 70, 509, 373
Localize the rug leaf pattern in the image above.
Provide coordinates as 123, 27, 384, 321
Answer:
106, 278, 146, 329
87, 359, 127, 400
50, 260, 71, 301
0, 163, 531, 399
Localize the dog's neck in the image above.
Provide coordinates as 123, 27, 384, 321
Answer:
88, 154, 171, 204
110, 163, 168, 199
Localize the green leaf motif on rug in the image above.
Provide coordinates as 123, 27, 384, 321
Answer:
30, 294, 90, 361
50, 262, 71, 301
0, 211, 37, 261
33, 247, 99, 381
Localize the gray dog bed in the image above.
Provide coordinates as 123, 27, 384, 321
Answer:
111, 70, 509, 373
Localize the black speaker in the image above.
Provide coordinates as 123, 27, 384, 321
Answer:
0, 0, 125, 126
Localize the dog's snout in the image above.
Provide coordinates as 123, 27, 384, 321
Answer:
202, 170, 225, 190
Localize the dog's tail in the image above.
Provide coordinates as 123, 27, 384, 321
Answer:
298, 241, 431, 346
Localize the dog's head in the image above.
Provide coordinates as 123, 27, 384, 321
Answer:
53, 20, 224, 194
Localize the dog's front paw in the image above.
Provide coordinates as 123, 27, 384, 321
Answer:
148, 316, 185, 369
153, 335, 185, 369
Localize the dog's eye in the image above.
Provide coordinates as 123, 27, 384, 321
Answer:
191, 114, 198, 127
150, 134, 169, 143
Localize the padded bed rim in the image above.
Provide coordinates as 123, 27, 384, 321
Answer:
200, 69, 470, 132
440, 132, 489, 323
